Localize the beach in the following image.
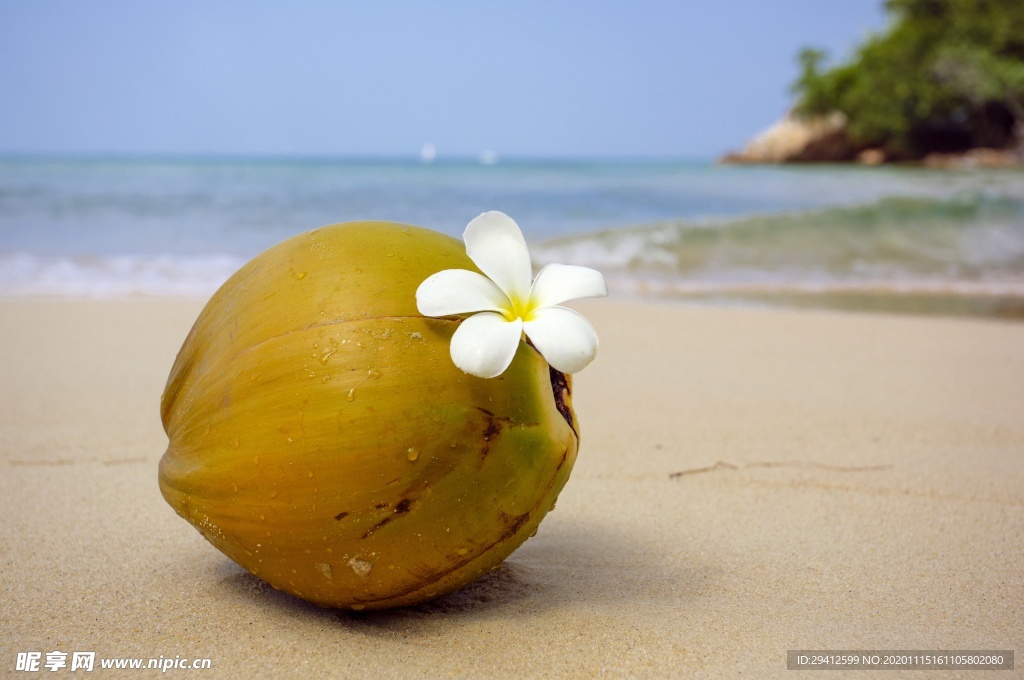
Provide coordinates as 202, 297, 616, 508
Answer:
1, 297, 1021, 677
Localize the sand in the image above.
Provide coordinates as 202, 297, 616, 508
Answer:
1, 298, 1021, 678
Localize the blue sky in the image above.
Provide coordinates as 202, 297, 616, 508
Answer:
0, 1, 888, 159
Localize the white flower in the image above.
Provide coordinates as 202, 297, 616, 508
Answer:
416, 211, 608, 379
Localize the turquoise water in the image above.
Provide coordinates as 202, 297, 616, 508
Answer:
1, 156, 1022, 312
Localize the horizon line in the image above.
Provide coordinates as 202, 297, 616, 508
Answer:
0, 150, 717, 165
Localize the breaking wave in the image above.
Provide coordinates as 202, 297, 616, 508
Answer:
533, 193, 1024, 298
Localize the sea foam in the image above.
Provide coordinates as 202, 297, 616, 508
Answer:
0, 252, 244, 298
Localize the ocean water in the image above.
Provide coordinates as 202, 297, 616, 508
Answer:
1, 156, 1022, 316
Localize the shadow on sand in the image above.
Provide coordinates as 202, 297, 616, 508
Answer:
216, 514, 713, 634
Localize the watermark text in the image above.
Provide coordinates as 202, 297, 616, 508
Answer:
15, 651, 211, 673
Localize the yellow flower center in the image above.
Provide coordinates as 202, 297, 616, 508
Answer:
503, 294, 538, 323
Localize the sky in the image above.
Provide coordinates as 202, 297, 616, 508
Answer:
0, 1, 889, 159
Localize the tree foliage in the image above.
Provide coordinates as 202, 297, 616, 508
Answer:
793, 0, 1024, 158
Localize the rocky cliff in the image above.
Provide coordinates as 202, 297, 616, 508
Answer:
720, 112, 1022, 167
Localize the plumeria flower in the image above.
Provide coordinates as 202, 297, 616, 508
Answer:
416, 211, 607, 379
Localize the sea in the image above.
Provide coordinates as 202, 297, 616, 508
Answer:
1, 155, 1023, 317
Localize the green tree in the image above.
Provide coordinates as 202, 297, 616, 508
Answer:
793, 0, 1024, 158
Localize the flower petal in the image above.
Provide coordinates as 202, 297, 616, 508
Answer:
450, 312, 524, 378
529, 263, 608, 308
416, 269, 511, 317
522, 306, 599, 374
463, 211, 533, 302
